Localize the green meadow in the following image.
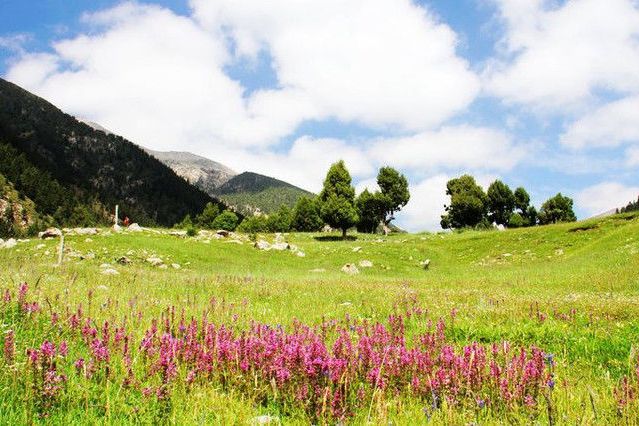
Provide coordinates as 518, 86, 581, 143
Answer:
1, 212, 639, 424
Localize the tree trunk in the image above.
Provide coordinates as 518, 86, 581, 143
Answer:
342, 228, 347, 239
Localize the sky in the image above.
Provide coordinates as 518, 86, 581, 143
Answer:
1, 0, 638, 231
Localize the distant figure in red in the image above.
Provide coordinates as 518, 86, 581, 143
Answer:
123, 216, 130, 227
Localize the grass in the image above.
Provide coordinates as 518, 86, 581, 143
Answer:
1, 212, 639, 424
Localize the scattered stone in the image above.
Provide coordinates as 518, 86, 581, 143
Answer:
101, 268, 119, 276
274, 233, 285, 243
420, 259, 431, 270
216, 229, 230, 237
496, 224, 506, 231
169, 230, 187, 238
2, 238, 17, 249
352, 246, 362, 252
322, 225, 333, 233
340, 302, 352, 306
358, 260, 373, 268
39, 227, 62, 239
97, 285, 109, 291
113, 224, 122, 232
159, 264, 168, 269
36, 243, 45, 249
251, 415, 279, 425
255, 240, 271, 250
73, 227, 98, 235
44, 250, 51, 256
117, 256, 132, 265
341, 263, 360, 275
555, 249, 564, 256
271, 242, 289, 251
503, 253, 512, 257
146, 257, 164, 267
99, 263, 112, 269
171, 263, 181, 269
296, 251, 306, 257
128, 223, 143, 232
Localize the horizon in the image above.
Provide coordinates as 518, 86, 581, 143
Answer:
1, 0, 638, 231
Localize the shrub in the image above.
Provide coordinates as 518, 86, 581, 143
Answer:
212, 211, 239, 231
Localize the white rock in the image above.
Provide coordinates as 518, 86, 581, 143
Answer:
216, 229, 230, 237
2, 238, 17, 249
420, 259, 431, 270
159, 264, 168, 269
255, 240, 271, 250
112, 224, 122, 232
251, 415, 278, 425
352, 246, 362, 252
128, 223, 143, 232
296, 251, 306, 257
169, 230, 187, 237
271, 242, 289, 251
341, 264, 360, 275
146, 257, 164, 267
358, 260, 373, 268
74, 227, 98, 235
101, 268, 119, 276
36, 243, 45, 249
171, 263, 181, 269
97, 285, 109, 291
99, 263, 112, 269
39, 228, 62, 239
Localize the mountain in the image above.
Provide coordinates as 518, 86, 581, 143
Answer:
0, 78, 226, 227
148, 151, 314, 214
215, 172, 314, 214
145, 150, 237, 193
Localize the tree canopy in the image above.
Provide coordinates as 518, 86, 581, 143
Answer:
538, 193, 576, 225
441, 175, 488, 229
319, 161, 358, 238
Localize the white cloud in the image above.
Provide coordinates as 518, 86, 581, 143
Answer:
368, 126, 524, 172
485, 0, 639, 110
575, 182, 639, 216
191, 0, 480, 130
560, 95, 639, 148
627, 147, 639, 167
395, 174, 450, 232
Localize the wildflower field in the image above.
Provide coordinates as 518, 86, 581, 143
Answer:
1, 213, 639, 424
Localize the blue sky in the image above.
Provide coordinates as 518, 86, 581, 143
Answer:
1, 0, 638, 231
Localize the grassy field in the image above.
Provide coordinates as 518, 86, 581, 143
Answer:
1, 212, 639, 424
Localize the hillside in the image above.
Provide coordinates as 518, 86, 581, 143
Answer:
0, 78, 226, 227
215, 171, 314, 214
1, 213, 639, 422
0, 172, 40, 237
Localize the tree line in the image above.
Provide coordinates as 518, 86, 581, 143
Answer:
440, 174, 576, 230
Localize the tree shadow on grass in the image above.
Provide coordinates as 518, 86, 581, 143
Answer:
313, 235, 358, 242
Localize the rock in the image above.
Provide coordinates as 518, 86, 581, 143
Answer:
296, 251, 306, 257
101, 268, 119, 276
255, 240, 271, 250
341, 263, 360, 275
159, 264, 168, 269
146, 257, 164, 267
216, 229, 230, 237
113, 224, 122, 232
251, 415, 278, 425
274, 233, 285, 243
340, 302, 352, 306
322, 225, 333, 233
97, 285, 109, 291
420, 259, 431, 270
169, 230, 187, 237
128, 223, 143, 232
358, 260, 373, 268
171, 263, 181, 269
117, 256, 132, 265
502, 253, 512, 257
271, 242, 289, 251
496, 224, 506, 231
2, 238, 17, 249
99, 263, 112, 269
555, 249, 564, 256
352, 246, 362, 252
39, 228, 62, 239
36, 243, 45, 249
74, 227, 98, 235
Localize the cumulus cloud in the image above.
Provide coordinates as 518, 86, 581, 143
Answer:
575, 182, 639, 216
560, 95, 639, 149
368, 126, 524, 173
485, 0, 639, 110
191, 0, 480, 131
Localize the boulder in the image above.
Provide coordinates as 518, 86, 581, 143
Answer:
112, 224, 122, 232
322, 225, 333, 233
358, 260, 373, 268
274, 233, 285, 243
255, 240, 271, 250
74, 227, 98, 235
146, 257, 164, 267
271, 242, 289, 251
341, 263, 360, 275
2, 238, 17, 249
169, 230, 187, 238
39, 228, 62, 239
128, 223, 143, 232
117, 256, 132, 265
216, 229, 230, 237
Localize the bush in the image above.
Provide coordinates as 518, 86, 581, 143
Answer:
237, 216, 269, 233
508, 212, 525, 228
212, 211, 239, 231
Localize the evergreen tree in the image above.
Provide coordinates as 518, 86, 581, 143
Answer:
266, 205, 293, 232
319, 161, 359, 239
376, 167, 410, 226
291, 197, 323, 232
441, 175, 488, 229
356, 189, 385, 233
196, 202, 220, 229
487, 180, 515, 226
538, 193, 576, 224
